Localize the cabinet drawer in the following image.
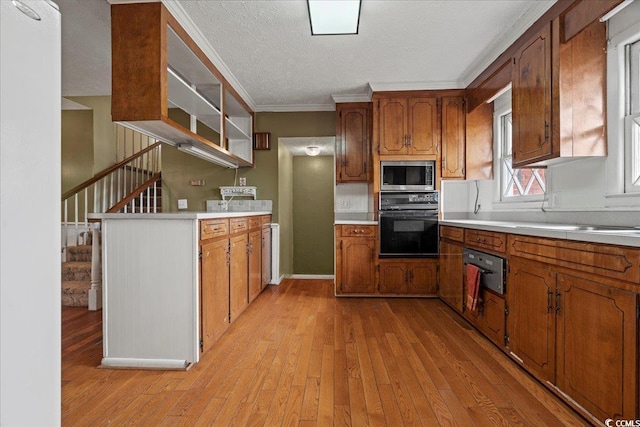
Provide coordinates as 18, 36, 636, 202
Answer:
465, 229, 506, 253
248, 216, 261, 230
230, 217, 249, 234
440, 226, 464, 242
340, 225, 376, 238
200, 219, 229, 240
261, 215, 272, 226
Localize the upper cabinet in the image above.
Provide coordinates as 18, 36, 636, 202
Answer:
375, 95, 440, 156
336, 103, 372, 182
512, 19, 607, 167
441, 96, 465, 179
111, 3, 254, 168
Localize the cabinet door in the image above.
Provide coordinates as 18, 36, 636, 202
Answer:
378, 263, 408, 294
407, 261, 438, 295
507, 261, 556, 383
439, 240, 464, 312
248, 230, 262, 303
261, 227, 271, 290
378, 98, 408, 155
556, 273, 638, 421
441, 96, 465, 179
482, 291, 506, 348
512, 24, 552, 167
200, 239, 229, 352
339, 238, 376, 294
337, 104, 370, 182
230, 233, 249, 321
407, 97, 439, 155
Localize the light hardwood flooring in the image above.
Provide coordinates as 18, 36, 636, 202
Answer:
62, 279, 589, 426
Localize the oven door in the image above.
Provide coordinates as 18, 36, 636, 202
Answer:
379, 210, 439, 257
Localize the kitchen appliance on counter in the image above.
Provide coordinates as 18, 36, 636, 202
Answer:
379, 191, 439, 257
462, 248, 506, 295
380, 160, 435, 191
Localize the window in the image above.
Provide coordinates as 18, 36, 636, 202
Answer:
494, 90, 546, 202
625, 38, 640, 192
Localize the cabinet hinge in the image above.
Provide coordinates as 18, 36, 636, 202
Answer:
339, 111, 342, 118
637, 304, 639, 319
340, 240, 343, 250
378, 284, 381, 292
504, 304, 509, 316
544, 121, 549, 141
198, 249, 203, 260
200, 338, 204, 351
513, 58, 516, 65
504, 333, 509, 346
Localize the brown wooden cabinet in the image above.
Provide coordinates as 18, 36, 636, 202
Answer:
376, 96, 440, 156
229, 233, 249, 321
336, 103, 371, 182
506, 260, 556, 383
200, 237, 230, 352
555, 273, 638, 421
335, 225, 376, 295
441, 96, 465, 179
507, 234, 640, 420
438, 238, 464, 313
512, 19, 607, 167
378, 260, 438, 295
465, 229, 506, 254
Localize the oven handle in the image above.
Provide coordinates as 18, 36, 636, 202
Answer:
463, 262, 493, 276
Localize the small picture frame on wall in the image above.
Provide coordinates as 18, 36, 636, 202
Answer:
253, 132, 271, 150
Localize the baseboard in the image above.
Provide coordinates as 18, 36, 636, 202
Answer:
290, 274, 335, 280
269, 274, 285, 285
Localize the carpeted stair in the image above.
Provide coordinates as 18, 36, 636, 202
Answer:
62, 245, 92, 306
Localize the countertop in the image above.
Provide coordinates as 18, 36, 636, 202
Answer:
89, 211, 272, 220
334, 212, 377, 225
440, 219, 640, 248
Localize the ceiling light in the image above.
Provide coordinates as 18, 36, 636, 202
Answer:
305, 146, 321, 156
307, 0, 361, 35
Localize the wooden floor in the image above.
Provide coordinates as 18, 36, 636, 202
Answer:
62, 279, 589, 426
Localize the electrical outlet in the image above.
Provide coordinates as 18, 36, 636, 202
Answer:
178, 199, 188, 210
551, 193, 560, 208
340, 200, 350, 209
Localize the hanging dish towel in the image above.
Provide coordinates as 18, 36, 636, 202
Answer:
466, 263, 481, 312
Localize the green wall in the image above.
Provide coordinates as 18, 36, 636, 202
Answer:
61, 110, 93, 194
292, 156, 334, 274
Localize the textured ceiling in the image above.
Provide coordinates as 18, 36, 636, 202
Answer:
58, 0, 555, 111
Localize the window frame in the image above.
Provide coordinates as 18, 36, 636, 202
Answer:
492, 90, 547, 204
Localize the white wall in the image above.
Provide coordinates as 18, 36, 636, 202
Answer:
442, 3, 640, 226
1, 1, 61, 424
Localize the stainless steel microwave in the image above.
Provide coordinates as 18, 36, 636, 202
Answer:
380, 161, 435, 191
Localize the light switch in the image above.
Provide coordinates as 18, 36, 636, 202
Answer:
178, 199, 188, 210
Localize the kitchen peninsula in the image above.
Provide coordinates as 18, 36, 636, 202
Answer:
91, 211, 272, 369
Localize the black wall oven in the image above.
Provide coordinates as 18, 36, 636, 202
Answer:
379, 191, 439, 257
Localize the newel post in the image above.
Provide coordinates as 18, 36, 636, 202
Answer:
88, 222, 102, 311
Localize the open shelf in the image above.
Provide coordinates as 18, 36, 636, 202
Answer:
167, 68, 222, 134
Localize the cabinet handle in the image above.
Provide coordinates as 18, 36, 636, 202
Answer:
547, 289, 553, 313
544, 121, 549, 141
408, 134, 412, 147
555, 290, 561, 314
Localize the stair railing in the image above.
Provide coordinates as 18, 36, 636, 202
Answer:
61, 142, 162, 259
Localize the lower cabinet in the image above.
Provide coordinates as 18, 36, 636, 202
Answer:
508, 257, 639, 421
200, 238, 230, 353
230, 233, 249, 321
438, 239, 464, 312
336, 226, 377, 294
378, 260, 437, 295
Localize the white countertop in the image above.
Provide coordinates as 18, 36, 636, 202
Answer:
440, 219, 640, 248
334, 212, 377, 225
89, 211, 271, 220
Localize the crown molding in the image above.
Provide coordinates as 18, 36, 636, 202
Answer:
331, 93, 372, 103
459, 0, 556, 86
160, 0, 258, 112
368, 81, 464, 92
255, 103, 336, 112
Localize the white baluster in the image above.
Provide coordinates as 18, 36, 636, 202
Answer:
88, 223, 102, 311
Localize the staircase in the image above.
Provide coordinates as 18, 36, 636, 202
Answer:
62, 244, 93, 306
62, 136, 163, 309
